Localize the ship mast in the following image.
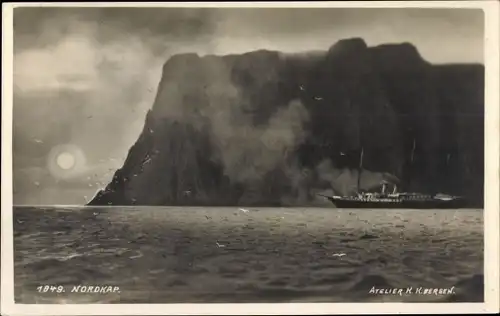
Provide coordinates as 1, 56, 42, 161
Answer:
410, 138, 416, 163
357, 147, 364, 192
354, 95, 364, 194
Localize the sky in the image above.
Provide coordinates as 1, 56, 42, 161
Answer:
11, 6, 484, 205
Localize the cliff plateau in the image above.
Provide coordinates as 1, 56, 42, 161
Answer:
89, 38, 484, 207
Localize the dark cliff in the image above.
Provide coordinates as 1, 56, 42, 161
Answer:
89, 38, 484, 207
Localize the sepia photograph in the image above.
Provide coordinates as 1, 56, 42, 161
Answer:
2, 1, 499, 315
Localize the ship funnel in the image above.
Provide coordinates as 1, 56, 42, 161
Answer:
380, 180, 389, 194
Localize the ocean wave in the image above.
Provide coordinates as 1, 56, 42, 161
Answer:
14, 206, 483, 303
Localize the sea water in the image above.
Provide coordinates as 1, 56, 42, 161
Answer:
13, 206, 483, 303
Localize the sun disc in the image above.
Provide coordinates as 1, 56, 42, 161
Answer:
56, 152, 76, 170
47, 144, 87, 180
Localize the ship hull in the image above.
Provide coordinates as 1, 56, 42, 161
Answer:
328, 198, 467, 209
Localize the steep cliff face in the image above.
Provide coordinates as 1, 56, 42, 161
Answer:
89, 38, 484, 207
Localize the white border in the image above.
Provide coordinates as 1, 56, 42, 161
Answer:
2, 1, 499, 315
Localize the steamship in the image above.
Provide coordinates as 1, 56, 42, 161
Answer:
317, 182, 466, 209
317, 145, 466, 209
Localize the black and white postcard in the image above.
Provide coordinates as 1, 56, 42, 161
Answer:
2, 1, 499, 315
